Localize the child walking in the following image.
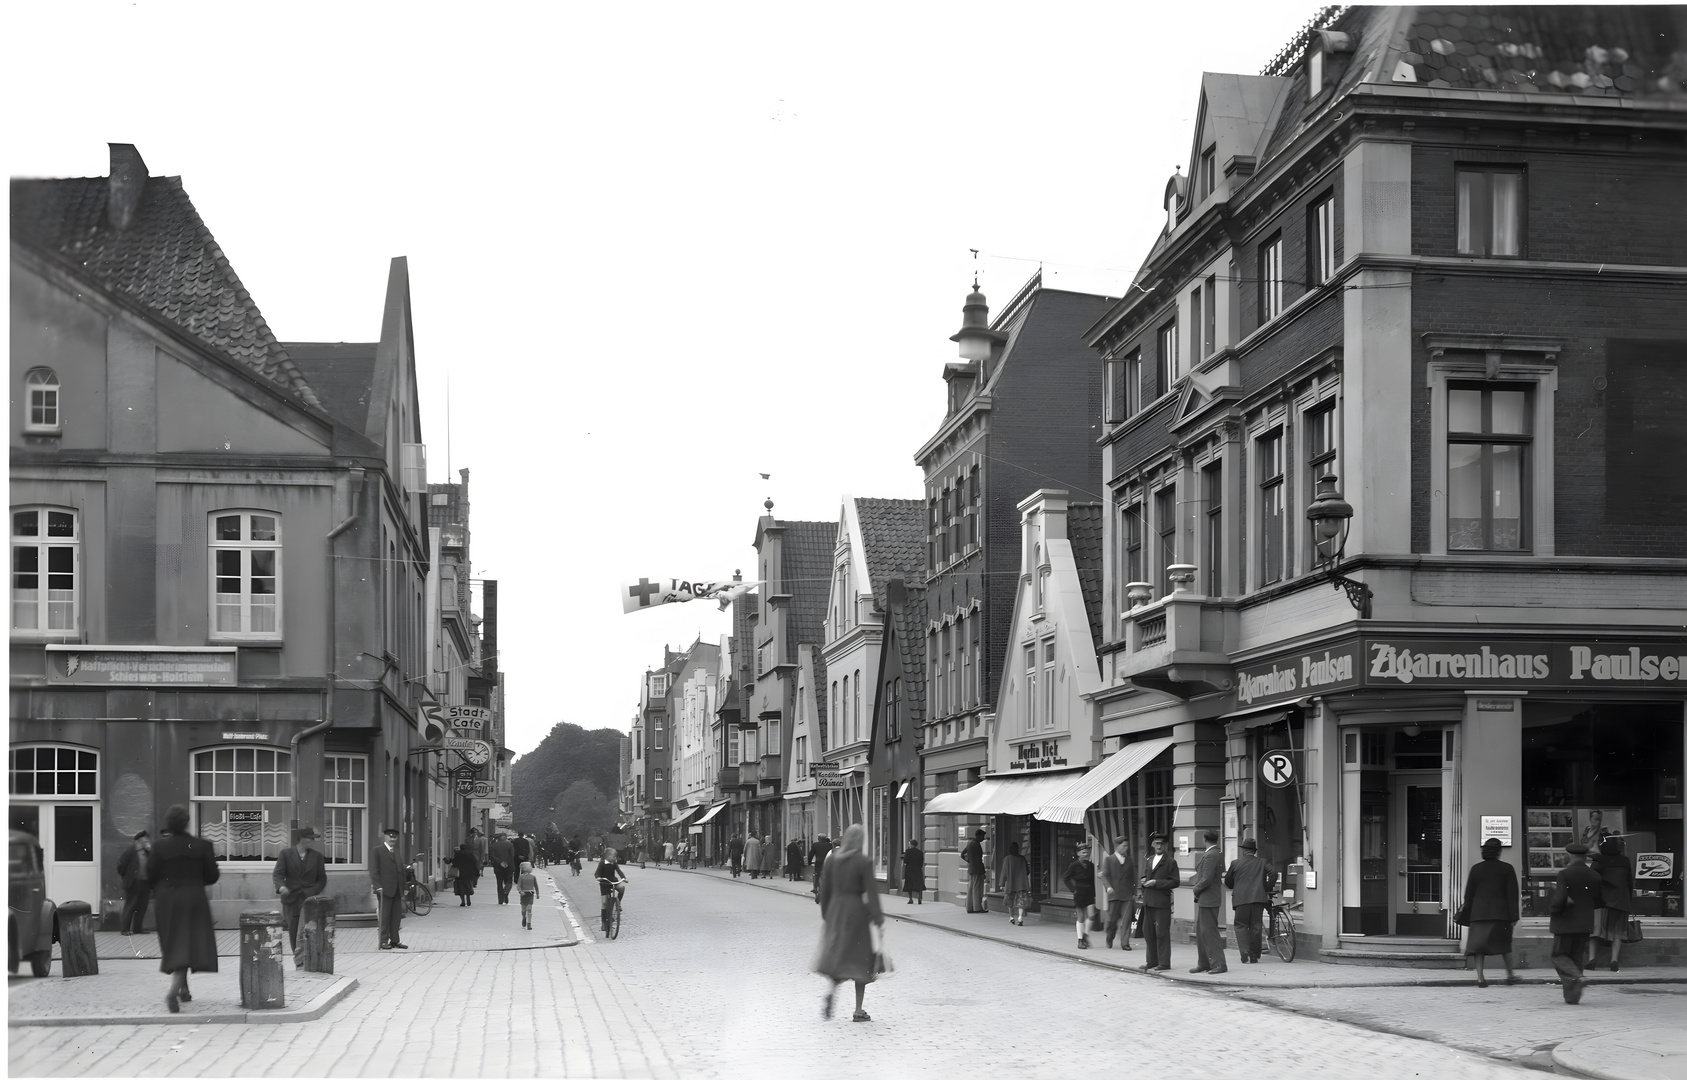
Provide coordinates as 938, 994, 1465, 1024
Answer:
517, 861, 538, 930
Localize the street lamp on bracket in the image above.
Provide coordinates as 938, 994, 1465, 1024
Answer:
1305, 473, 1373, 619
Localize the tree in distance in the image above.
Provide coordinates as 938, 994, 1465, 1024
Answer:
551, 779, 615, 842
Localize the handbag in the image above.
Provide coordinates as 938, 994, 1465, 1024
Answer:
1624, 916, 1644, 944
1452, 903, 1471, 927
446, 863, 459, 880
871, 923, 895, 978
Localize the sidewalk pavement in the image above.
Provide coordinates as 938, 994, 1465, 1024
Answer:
8, 868, 578, 1027
645, 861, 1687, 1080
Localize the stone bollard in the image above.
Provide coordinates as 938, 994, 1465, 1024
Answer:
57, 901, 99, 977
297, 895, 336, 974
239, 910, 286, 1010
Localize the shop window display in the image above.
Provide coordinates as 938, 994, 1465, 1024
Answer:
1521, 703, 1682, 917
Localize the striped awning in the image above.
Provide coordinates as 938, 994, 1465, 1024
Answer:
662, 805, 703, 828
693, 801, 727, 825
922, 769, 1083, 816
1035, 736, 1176, 824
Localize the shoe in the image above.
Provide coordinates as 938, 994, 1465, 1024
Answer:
1610, 963, 1620, 972
393, 943, 408, 949
165, 990, 180, 1014
1122, 944, 1132, 950
1505, 975, 1519, 985
380, 943, 393, 950
1189, 967, 1210, 973
1477, 977, 1489, 988
1156, 966, 1172, 972
1139, 964, 1156, 971
1208, 967, 1229, 975
178, 989, 191, 1002
852, 1010, 871, 1023
1105, 937, 1116, 949
1564, 978, 1584, 1005
1077, 939, 1090, 950
121, 930, 132, 936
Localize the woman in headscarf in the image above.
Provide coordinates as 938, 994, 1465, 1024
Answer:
1461, 836, 1520, 986
901, 840, 925, 904
1590, 837, 1634, 971
1001, 841, 1032, 925
813, 823, 884, 1022
451, 842, 481, 906
147, 803, 219, 1012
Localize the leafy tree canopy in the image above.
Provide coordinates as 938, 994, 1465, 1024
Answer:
511, 721, 623, 834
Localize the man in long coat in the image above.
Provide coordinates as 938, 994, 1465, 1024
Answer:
807, 834, 833, 897
116, 831, 152, 935
729, 833, 746, 878
962, 829, 987, 913
1550, 842, 1604, 1004
1100, 839, 1135, 950
744, 834, 763, 879
370, 828, 407, 949
1189, 829, 1228, 973
1139, 833, 1179, 971
489, 832, 516, 903
1224, 838, 1275, 963
272, 825, 329, 957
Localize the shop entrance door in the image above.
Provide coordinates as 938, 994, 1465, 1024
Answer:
1390, 772, 1444, 936
8, 802, 100, 908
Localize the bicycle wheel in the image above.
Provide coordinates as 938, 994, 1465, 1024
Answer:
407, 882, 433, 916
607, 897, 621, 940
1270, 906, 1297, 962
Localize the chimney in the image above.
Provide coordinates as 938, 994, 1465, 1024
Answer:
107, 144, 148, 230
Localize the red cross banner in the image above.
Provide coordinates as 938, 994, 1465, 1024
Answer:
621, 577, 760, 615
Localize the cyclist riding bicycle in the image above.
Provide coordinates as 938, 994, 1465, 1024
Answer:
595, 847, 628, 933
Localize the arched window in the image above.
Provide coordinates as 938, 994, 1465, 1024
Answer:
24, 368, 60, 433
192, 746, 292, 861
209, 511, 282, 640
11, 507, 78, 634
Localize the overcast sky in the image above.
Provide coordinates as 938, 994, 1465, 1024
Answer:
10, 0, 1315, 756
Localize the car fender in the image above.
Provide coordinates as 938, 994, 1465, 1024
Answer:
42, 900, 58, 948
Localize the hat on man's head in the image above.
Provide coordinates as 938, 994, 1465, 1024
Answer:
1239, 838, 1258, 851
1565, 841, 1590, 855
296, 825, 319, 841
383, 827, 400, 838
134, 830, 150, 841
1149, 831, 1167, 842
1203, 829, 1219, 844
975, 829, 986, 839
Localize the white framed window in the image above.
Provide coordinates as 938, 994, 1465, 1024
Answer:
9, 745, 97, 797
654, 716, 664, 750
795, 735, 807, 775
1155, 321, 1178, 399
1203, 461, 1224, 597
23, 368, 61, 434
1457, 166, 1524, 257
192, 746, 293, 862
1042, 639, 1056, 729
654, 769, 665, 801
1105, 348, 1142, 423
209, 511, 281, 640
1308, 191, 1337, 285
1023, 645, 1037, 732
1428, 357, 1556, 556
1303, 400, 1339, 570
1258, 234, 1284, 322
11, 507, 77, 635
1258, 430, 1286, 585
727, 728, 741, 767
323, 754, 367, 866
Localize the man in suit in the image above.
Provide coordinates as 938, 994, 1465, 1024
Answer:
272, 825, 329, 957
963, 829, 988, 913
1100, 839, 1135, 950
489, 832, 516, 904
1225, 838, 1275, 963
1139, 832, 1179, 971
370, 827, 408, 950
116, 831, 152, 935
807, 834, 832, 898
1189, 829, 1228, 973
1550, 841, 1604, 1004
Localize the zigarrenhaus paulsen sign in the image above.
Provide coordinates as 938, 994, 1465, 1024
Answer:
1234, 638, 1687, 707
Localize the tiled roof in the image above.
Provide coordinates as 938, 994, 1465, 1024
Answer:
854, 498, 926, 601
778, 519, 838, 665
1067, 503, 1106, 650
286, 343, 375, 434
11, 170, 321, 409
887, 581, 928, 728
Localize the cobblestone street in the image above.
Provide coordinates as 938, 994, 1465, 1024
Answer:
18, 865, 1681, 1078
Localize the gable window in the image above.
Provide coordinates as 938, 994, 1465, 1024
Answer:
1309, 192, 1337, 285
210, 511, 281, 640
1203, 462, 1224, 596
1448, 384, 1531, 551
1154, 485, 1177, 598
24, 368, 61, 434
1457, 167, 1524, 257
1042, 640, 1056, 730
11, 508, 77, 634
1258, 431, 1286, 585
884, 678, 900, 741
1155, 321, 1178, 399
1199, 146, 1217, 199
1305, 403, 1338, 565
1105, 349, 1142, 423
322, 755, 367, 866
1258, 234, 1284, 322
192, 747, 292, 861
1023, 645, 1037, 732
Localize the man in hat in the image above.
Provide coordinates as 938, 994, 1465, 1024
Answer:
1549, 841, 1604, 1003
489, 831, 516, 904
962, 829, 988, 913
1225, 838, 1275, 964
1100, 838, 1135, 950
1189, 829, 1229, 973
116, 830, 152, 935
1139, 833, 1179, 971
273, 825, 329, 956
370, 827, 408, 950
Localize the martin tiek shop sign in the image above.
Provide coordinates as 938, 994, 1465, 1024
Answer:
1235, 638, 1687, 708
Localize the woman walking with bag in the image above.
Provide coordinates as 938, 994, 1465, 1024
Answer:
1461, 837, 1520, 986
1590, 837, 1634, 971
451, 842, 481, 906
814, 823, 884, 1023
1001, 842, 1031, 925
147, 804, 219, 1013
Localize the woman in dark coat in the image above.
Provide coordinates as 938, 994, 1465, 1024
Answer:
785, 838, 805, 882
814, 823, 884, 1022
451, 843, 481, 905
900, 841, 925, 904
1590, 837, 1634, 971
147, 803, 220, 1012
1462, 837, 1520, 986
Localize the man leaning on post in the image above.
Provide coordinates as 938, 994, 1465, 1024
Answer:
371, 827, 408, 950
273, 825, 328, 962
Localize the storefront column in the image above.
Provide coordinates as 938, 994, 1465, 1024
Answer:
1308, 701, 1341, 952
1461, 694, 1524, 890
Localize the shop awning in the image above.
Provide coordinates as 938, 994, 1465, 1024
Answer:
1222, 707, 1295, 731
662, 805, 703, 828
1036, 736, 1176, 824
693, 801, 727, 825
923, 770, 1083, 816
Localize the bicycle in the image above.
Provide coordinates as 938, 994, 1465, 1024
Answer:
1267, 891, 1299, 962
603, 884, 624, 940
404, 875, 433, 917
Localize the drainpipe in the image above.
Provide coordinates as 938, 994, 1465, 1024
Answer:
326, 468, 366, 539
294, 466, 363, 830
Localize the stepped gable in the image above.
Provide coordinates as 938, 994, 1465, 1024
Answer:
855, 498, 926, 602
1067, 502, 1106, 651
778, 520, 838, 665
11, 165, 321, 409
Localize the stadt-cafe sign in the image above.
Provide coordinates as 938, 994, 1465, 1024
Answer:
1009, 739, 1070, 771
1235, 637, 1687, 708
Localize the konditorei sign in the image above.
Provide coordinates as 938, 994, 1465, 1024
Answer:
1232, 637, 1686, 708
46, 646, 237, 686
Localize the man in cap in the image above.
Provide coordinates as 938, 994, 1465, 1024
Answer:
1549, 842, 1604, 1003
1189, 829, 1229, 973
370, 827, 408, 950
1100, 838, 1135, 950
1139, 832, 1179, 971
1225, 838, 1275, 964
489, 831, 516, 904
273, 825, 329, 958
116, 830, 153, 935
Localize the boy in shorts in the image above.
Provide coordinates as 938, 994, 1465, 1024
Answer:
517, 861, 539, 929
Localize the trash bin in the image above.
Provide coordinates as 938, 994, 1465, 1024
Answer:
297, 895, 336, 974
239, 910, 286, 1010
57, 901, 99, 977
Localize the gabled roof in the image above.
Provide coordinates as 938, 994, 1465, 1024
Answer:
285, 343, 376, 433
778, 519, 838, 664
886, 580, 928, 728
1067, 502, 1106, 650
853, 498, 926, 602
11, 154, 321, 409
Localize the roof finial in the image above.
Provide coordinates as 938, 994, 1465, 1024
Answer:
764, 497, 774, 513
970, 247, 980, 290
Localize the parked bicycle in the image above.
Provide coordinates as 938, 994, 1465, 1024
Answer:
404, 869, 433, 916
1267, 889, 1299, 962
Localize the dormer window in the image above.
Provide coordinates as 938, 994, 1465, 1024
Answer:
24, 368, 60, 434
1199, 147, 1217, 200
1308, 29, 1353, 100
1163, 172, 1189, 233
